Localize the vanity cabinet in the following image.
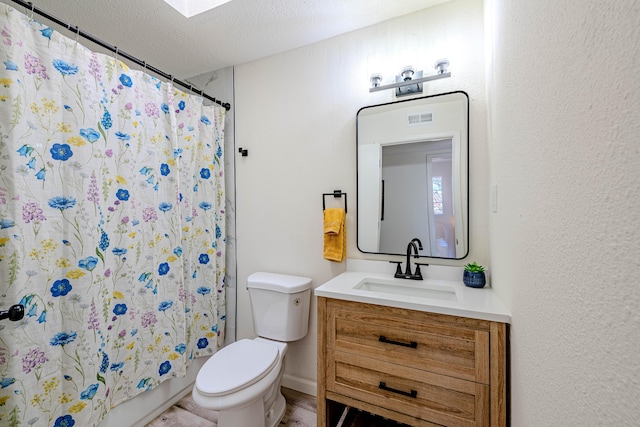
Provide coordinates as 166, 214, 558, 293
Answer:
317, 297, 508, 427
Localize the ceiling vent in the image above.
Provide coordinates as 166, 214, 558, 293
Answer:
407, 112, 433, 125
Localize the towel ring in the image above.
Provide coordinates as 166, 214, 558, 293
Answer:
322, 190, 347, 213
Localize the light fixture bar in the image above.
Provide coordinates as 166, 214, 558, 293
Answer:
369, 72, 451, 93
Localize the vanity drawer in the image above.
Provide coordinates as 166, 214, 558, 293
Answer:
326, 299, 490, 384
327, 350, 490, 427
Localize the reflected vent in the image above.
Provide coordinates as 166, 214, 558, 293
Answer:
407, 112, 433, 125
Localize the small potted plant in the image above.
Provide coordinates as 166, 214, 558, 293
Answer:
463, 262, 486, 288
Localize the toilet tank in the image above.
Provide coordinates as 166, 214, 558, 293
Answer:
247, 272, 312, 342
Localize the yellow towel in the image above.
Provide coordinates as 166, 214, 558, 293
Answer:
323, 208, 346, 262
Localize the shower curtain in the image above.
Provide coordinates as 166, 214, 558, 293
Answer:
0, 5, 226, 426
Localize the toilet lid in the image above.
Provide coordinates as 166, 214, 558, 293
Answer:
196, 339, 279, 397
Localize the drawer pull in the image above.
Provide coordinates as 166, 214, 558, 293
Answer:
378, 335, 418, 348
378, 381, 418, 398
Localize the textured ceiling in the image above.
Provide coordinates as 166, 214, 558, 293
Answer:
7, 0, 449, 78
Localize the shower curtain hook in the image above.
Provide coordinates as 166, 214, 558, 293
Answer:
28, 2, 35, 20
114, 46, 119, 65
75, 26, 80, 43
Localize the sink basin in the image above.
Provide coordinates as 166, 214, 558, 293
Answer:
353, 278, 458, 302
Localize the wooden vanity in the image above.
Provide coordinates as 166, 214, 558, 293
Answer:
317, 297, 508, 427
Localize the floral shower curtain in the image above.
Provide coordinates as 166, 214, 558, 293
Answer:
0, 5, 226, 426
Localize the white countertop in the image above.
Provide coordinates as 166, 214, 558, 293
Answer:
314, 259, 511, 324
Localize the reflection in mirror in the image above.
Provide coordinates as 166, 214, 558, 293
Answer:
356, 91, 469, 259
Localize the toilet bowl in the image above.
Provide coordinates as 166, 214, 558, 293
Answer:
192, 338, 288, 427
192, 272, 312, 427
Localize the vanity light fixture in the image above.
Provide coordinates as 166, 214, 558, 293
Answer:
434, 58, 450, 74
369, 59, 451, 96
370, 73, 383, 88
400, 66, 416, 81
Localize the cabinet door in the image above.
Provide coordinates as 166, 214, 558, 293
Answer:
327, 350, 490, 427
327, 299, 490, 384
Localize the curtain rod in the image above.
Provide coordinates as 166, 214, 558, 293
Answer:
8, 0, 231, 111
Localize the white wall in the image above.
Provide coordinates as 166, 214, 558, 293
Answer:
234, 0, 487, 393
486, 0, 640, 424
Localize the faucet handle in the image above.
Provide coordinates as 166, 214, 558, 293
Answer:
414, 263, 429, 280
389, 261, 403, 277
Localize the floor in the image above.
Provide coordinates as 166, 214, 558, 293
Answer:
145, 387, 409, 426
145, 387, 316, 427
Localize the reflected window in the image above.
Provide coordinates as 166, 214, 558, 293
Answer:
432, 176, 443, 215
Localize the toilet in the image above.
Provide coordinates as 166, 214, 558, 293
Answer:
192, 272, 312, 427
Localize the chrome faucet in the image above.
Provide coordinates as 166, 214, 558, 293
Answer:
390, 238, 428, 280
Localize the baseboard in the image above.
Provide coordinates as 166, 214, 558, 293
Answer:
282, 373, 317, 397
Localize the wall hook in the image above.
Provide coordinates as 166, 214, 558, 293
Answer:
238, 147, 248, 157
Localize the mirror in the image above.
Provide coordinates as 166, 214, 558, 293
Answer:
356, 91, 469, 259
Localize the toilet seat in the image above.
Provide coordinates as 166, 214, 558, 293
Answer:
195, 339, 279, 397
